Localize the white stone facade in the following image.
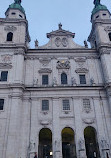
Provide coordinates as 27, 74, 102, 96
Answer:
0, 1, 111, 158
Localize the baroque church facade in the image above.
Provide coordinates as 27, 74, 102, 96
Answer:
0, 0, 111, 158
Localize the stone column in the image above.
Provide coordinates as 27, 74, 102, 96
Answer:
29, 98, 39, 158
93, 97, 111, 158
5, 90, 23, 158
73, 97, 86, 158
52, 98, 62, 158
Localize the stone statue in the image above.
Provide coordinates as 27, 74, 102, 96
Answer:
53, 77, 57, 86
35, 39, 39, 47
55, 140, 60, 152
58, 23, 62, 30
71, 77, 76, 86
94, 0, 100, 6
30, 140, 36, 152
33, 79, 38, 86
84, 40, 88, 48
90, 77, 95, 85
79, 139, 85, 150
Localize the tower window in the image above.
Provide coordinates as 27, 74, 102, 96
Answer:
109, 33, 111, 41
42, 100, 49, 111
79, 75, 86, 84
0, 99, 4, 110
7, 32, 13, 41
62, 99, 70, 111
42, 75, 48, 85
0, 71, 8, 81
61, 73, 67, 84
11, 12, 16, 15
19, 15, 23, 18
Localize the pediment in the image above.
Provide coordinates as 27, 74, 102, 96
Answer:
47, 29, 75, 38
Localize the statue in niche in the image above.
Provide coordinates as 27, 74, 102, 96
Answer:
84, 40, 88, 48
79, 139, 85, 150
71, 77, 76, 86
30, 140, 36, 152
53, 77, 57, 86
35, 39, 39, 48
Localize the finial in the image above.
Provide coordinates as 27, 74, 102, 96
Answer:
84, 40, 88, 48
94, 0, 100, 6
14, 0, 21, 4
58, 23, 62, 30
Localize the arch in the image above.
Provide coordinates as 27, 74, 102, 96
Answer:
62, 127, 76, 158
84, 126, 100, 158
109, 32, 111, 41
39, 128, 52, 158
7, 32, 13, 41
61, 73, 67, 84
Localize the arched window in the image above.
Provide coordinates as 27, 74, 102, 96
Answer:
7, 32, 13, 41
109, 33, 111, 41
61, 73, 67, 84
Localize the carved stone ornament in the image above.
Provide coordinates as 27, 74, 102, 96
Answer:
1, 55, 12, 63
78, 138, 85, 150
40, 120, 51, 125
55, 37, 68, 47
82, 118, 95, 124
57, 60, 70, 69
104, 26, 111, 32
75, 68, 88, 73
0, 63, 12, 69
55, 37, 61, 47
39, 57, 51, 66
38, 68, 52, 73
14, 49, 25, 55
75, 57, 86, 62
4, 26, 17, 32
100, 137, 109, 150
100, 48, 110, 55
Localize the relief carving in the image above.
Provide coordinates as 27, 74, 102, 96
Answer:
4, 26, 17, 32
38, 68, 52, 73
14, 49, 25, 55
57, 60, 70, 69
104, 26, 111, 32
100, 48, 110, 55
1, 55, 12, 63
39, 57, 51, 66
55, 37, 68, 47
0, 63, 12, 69
55, 37, 61, 47
75, 57, 86, 62
40, 120, 51, 125
75, 68, 88, 73
82, 118, 95, 124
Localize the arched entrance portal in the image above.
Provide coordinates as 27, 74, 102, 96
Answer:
39, 128, 52, 158
84, 126, 100, 158
62, 127, 77, 158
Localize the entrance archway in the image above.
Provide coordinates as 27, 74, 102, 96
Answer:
84, 126, 100, 158
39, 128, 52, 158
62, 127, 77, 158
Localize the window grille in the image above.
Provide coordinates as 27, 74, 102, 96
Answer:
63, 99, 70, 111
42, 100, 49, 111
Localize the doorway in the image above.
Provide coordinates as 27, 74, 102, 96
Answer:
39, 128, 52, 158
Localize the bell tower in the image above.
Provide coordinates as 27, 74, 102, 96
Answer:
0, 0, 30, 46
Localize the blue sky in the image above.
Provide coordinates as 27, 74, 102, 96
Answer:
0, 0, 110, 48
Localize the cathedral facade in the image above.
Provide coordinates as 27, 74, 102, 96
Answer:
0, 0, 111, 158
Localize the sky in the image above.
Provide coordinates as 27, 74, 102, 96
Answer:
0, 0, 111, 48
